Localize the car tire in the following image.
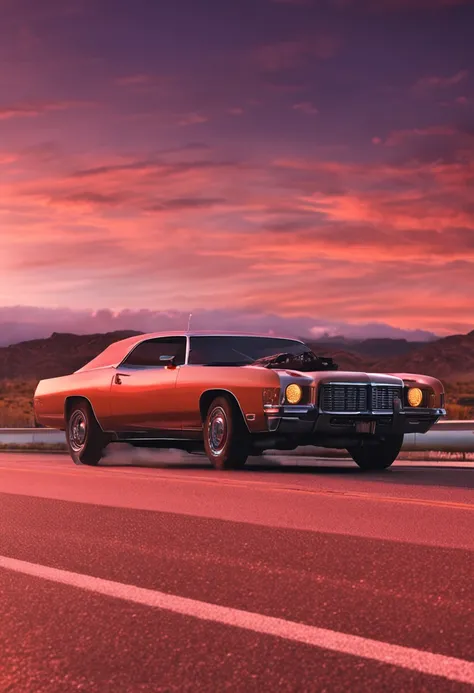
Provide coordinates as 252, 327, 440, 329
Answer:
66, 400, 107, 466
203, 396, 249, 470
347, 434, 403, 471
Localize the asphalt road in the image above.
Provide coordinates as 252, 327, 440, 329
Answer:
0, 450, 473, 693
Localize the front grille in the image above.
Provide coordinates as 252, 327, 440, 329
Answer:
372, 386, 402, 411
320, 385, 368, 412
320, 384, 402, 413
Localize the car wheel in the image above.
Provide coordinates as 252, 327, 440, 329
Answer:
204, 396, 249, 470
66, 401, 106, 466
347, 434, 403, 471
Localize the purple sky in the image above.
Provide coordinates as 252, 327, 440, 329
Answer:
0, 0, 473, 344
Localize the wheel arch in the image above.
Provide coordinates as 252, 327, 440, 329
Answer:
64, 395, 105, 432
199, 389, 250, 432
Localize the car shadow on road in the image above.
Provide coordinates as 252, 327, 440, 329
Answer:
99, 446, 474, 490
245, 461, 474, 490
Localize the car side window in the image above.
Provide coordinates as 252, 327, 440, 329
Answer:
122, 338, 186, 367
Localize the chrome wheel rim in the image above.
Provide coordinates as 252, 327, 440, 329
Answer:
69, 410, 87, 452
208, 407, 227, 455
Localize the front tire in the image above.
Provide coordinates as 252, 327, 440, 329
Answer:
203, 396, 249, 470
66, 401, 107, 466
347, 435, 403, 471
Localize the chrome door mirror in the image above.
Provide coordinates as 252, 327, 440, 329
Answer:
159, 354, 177, 369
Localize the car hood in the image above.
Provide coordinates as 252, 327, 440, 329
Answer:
271, 369, 404, 386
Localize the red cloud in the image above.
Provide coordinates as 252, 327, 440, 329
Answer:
1, 136, 473, 335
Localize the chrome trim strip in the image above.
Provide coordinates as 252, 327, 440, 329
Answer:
119, 437, 188, 441
64, 395, 106, 433
320, 382, 403, 387
74, 365, 115, 374
185, 335, 191, 366
264, 405, 315, 415
117, 336, 188, 369
319, 410, 394, 415
198, 388, 252, 432
318, 382, 405, 414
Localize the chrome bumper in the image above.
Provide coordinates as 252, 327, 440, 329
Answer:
264, 405, 446, 436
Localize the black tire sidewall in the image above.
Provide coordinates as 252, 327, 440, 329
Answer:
66, 402, 104, 466
203, 396, 248, 470
348, 435, 403, 471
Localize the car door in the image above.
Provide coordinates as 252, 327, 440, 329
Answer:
109, 337, 186, 431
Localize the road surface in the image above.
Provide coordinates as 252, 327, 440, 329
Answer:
1, 450, 473, 692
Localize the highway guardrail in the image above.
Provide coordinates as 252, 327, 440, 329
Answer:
0, 421, 473, 453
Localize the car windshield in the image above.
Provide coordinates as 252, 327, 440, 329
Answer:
188, 336, 310, 366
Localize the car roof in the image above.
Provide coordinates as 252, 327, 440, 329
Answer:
76, 331, 306, 372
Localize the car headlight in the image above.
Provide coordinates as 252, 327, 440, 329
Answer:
407, 387, 423, 407
286, 383, 302, 404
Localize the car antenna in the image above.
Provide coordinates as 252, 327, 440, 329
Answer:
187, 313, 193, 331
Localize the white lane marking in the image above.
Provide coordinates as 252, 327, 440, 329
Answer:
1, 555, 473, 685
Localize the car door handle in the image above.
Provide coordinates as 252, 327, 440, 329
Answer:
114, 373, 130, 385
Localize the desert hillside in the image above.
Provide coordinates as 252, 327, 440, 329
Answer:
1, 329, 473, 425
0, 331, 141, 381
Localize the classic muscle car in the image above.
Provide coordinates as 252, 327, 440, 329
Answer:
34, 331, 446, 470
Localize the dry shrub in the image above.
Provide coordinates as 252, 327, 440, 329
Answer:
0, 379, 37, 427
446, 403, 474, 420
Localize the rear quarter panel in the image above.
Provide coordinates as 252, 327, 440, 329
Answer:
176, 365, 281, 432
34, 368, 115, 429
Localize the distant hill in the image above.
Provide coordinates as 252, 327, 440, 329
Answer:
373, 330, 474, 380
0, 331, 142, 381
308, 338, 428, 361
307, 347, 368, 372
1, 328, 474, 424
1, 328, 473, 383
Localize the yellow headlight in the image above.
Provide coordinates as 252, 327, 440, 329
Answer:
286, 383, 302, 404
407, 387, 423, 407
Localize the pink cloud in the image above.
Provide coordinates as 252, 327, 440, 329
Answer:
270, 0, 313, 5
292, 102, 319, 115
0, 305, 438, 347
114, 74, 153, 86
0, 101, 90, 121
382, 125, 456, 147
0, 153, 19, 164
254, 36, 339, 71
1, 139, 473, 335
361, 0, 472, 9
177, 113, 209, 126
413, 70, 469, 90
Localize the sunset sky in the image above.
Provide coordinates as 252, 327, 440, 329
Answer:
1, 0, 473, 344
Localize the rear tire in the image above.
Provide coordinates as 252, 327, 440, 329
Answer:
66, 401, 107, 466
347, 435, 403, 471
203, 396, 249, 470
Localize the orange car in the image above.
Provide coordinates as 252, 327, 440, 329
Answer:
34, 331, 446, 470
